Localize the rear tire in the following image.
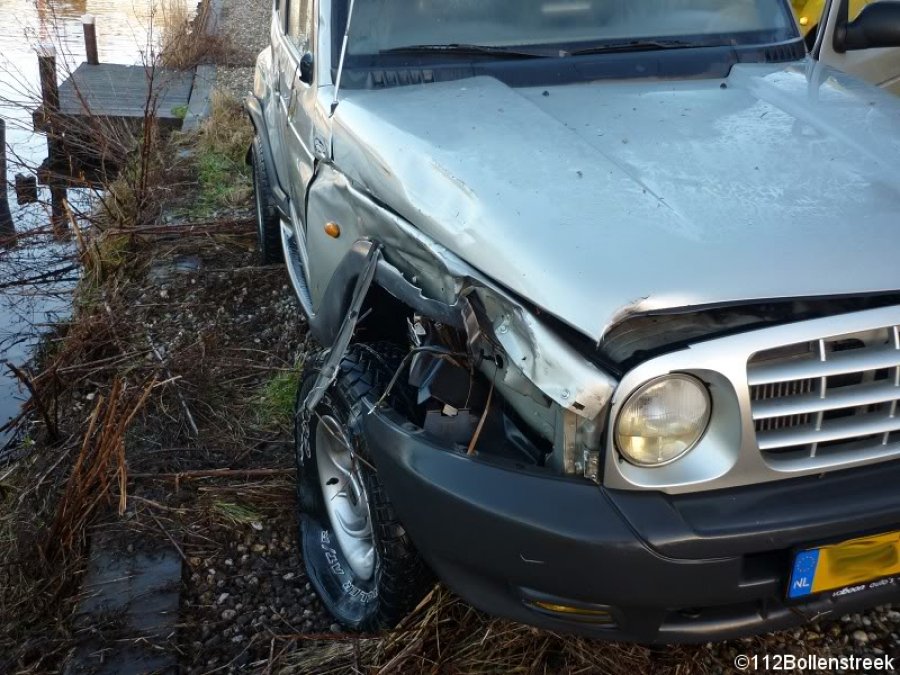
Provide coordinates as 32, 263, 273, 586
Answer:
251, 138, 283, 265
294, 343, 432, 631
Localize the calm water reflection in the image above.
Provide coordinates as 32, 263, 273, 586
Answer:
0, 0, 194, 444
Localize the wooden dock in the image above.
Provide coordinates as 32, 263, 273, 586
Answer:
36, 63, 195, 132
60, 63, 194, 123
27, 12, 219, 226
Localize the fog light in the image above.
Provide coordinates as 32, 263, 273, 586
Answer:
524, 595, 617, 625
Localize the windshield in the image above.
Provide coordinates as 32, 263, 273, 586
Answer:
340, 0, 798, 56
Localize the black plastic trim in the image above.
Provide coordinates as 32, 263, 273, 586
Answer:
307, 239, 373, 345
613, 460, 900, 560
362, 406, 900, 643
244, 95, 290, 217
333, 40, 806, 91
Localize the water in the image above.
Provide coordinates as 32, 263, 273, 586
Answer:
0, 0, 195, 445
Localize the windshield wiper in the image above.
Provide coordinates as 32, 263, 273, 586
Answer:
380, 43, 558, 59
569, 39, 702, 56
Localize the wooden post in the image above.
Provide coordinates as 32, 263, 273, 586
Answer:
82, 15, 99, 65
36, 44, 67, 230
50, 183, 67, 233
0, 119, 13, 239
37, 43, 59, 117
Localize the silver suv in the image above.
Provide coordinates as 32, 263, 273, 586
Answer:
247, 0, 900, 643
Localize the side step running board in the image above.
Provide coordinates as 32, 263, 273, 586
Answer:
281, 221, 315, 320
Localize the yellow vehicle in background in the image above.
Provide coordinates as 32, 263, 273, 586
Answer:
791, 0, 874, 36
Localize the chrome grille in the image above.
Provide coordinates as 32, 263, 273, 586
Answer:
748, 325, 900, 467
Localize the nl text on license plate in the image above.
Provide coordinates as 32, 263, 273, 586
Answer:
788, 530, 900, 600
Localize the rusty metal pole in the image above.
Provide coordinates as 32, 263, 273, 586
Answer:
0, 118, 14, 238
82, 15, 99, 65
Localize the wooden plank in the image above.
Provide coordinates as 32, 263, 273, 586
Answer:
57, 63, 194, 121
182, 64, 216, 132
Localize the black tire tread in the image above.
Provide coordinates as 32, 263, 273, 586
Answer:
298, 342, 433, 631
251, 138, 283, 265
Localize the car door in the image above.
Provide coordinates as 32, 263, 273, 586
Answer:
265, 0, 295, 185
280, 0, 318, 264
814, 0, 900, 94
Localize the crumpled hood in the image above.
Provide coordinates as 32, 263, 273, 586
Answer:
332, 60, 900, 341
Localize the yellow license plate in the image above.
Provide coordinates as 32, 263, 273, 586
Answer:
789, 530, 900, 600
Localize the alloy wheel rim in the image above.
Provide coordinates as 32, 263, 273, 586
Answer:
315, 415, 375, 581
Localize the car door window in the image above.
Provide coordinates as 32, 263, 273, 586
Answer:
288, 0, 313, 53
278, 0, 290, 33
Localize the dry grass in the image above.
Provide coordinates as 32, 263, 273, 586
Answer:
160, 0, 230, 70
0, 2, 260, 672
0, 309, 155, 671
101, 136, 165, 229
201, 90, 254, 159
192, 90, 255, 212
43, 378, 155, 567
0, 219, 292, 672
0, 376, 157, 672
0, 461, 76, 674
276, 587, 718, 674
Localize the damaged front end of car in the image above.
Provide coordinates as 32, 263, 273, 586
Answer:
299, 162, 617, 486
275, 135, 900, 643
263, 65, 900, 638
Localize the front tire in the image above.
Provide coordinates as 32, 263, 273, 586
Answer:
294, 343, 432, 631
250, 138, 283, 265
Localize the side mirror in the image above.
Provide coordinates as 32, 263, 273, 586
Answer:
300, 52, 314, 84
834, 1, 900, 52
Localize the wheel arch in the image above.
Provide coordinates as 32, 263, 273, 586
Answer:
244, 95, 290, 216
303, 163, 466, 348
308, 239, 462, 347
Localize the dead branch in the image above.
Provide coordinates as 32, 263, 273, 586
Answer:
129, 468, 295, 481
103, 217, 254, 237
5, 362, 59, 441
149, 512, 188, 563
43, 378, 155, 566
147, 332, 199, 437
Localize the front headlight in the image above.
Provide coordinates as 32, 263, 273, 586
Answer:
615, 374, 711, 467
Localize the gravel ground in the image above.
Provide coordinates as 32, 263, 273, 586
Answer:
216, 0, 270, 98
101, 229, 330, 673
181, 512, 335, 673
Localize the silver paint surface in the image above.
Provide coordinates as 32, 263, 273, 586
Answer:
603, 304, 900, 493
331, 59, 900, 342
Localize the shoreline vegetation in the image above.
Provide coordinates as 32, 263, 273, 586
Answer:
1, 0, 896, 672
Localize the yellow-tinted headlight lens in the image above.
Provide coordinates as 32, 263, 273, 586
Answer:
615, 375, 711, 467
